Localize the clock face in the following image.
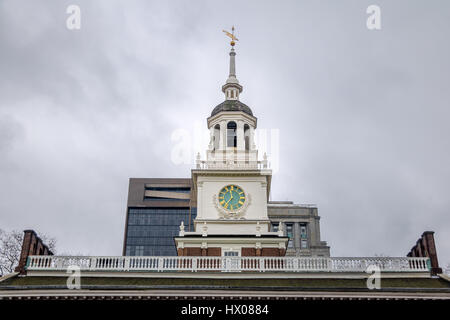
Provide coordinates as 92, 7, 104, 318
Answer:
218, 185, 245, 212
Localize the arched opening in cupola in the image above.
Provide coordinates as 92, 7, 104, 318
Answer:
244, 124, 250, 151
227, 121, 237, 148
213, 124, 220, 150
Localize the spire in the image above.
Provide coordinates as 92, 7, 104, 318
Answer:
229, 47, 236, 79
222, 26, 243, 101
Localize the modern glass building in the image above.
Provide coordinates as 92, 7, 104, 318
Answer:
125, 208, 193, 256
122, 178, 196, 256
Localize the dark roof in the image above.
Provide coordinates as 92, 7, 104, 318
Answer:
2, 275, 449, 301
2, 275, 449, 291
211, 100, 253, 117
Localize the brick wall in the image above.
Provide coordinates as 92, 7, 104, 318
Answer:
407, 231, 442, 275
178, 247, 222, 256
242, 248, 256, 256
15, 230, 53, 275
240, 248, 286, 256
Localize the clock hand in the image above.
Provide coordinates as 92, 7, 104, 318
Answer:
225, 197, 233, 206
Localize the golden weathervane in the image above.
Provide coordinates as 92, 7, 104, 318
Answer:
223, 26, 238, 46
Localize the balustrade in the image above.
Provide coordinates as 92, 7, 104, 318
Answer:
26, 256, 430, 273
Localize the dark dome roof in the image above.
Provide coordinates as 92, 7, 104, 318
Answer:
211, 100, 253, 117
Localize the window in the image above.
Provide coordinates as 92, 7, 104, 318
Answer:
286, 223, 294, 248
271, 223, 279, 232
300, 223, 308, 248
227, 121, 237, 147
224, 251, 239, 257
144, 186, 191, 201
144, 197, 188, 201
244, 124, 250, 151
301, 240, 308, 249
300, 224, 307, 239
145, 187, 190, 193
213, 124, 220, 150
223, 250, 240, 270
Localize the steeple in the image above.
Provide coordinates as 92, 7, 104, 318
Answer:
205, 27, 257, 157
222, 27, 243, 101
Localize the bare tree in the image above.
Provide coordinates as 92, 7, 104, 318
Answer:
0, 229, 56, 276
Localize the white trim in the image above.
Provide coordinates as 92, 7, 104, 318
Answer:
23, 271, 431, 279
24, 270, 432, 279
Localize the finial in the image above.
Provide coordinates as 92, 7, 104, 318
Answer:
278, 222, 284, 237
222, 26, 242, 100
179, 221, 185, 236
223, 26, 239, 47
202, 222, 208, 237
256, 222, 261, 237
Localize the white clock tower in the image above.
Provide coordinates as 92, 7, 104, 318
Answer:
175, 29, 288, 257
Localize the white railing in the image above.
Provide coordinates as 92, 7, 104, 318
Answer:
26, 256, 430, 273
196, 161, 269, 170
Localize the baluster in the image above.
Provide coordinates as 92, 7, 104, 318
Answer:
124, 257, 129, 271
192, 257, 197, 272
157, 257, 163, 272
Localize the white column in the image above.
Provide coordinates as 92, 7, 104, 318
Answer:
209, 127, 214, 150
249, 126, 255, 151
196, 183, 203, 220
220, 120, 227, 151
236, 120, 244, 151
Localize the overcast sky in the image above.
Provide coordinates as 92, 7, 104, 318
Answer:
0, 0, 449, 266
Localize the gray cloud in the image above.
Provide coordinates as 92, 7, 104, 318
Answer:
0, 0, 448, 266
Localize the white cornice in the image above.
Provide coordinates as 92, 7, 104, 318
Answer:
207, 111, 257, 129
